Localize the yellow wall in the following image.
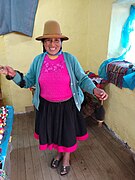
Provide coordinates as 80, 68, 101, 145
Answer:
87, 0, 114, 73
105, 84, 135, 151
1, 0, 135, 151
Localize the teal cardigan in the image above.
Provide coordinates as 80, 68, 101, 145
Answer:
13, 52, 96, 111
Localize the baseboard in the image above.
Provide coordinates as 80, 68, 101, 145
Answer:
25, 106, 34, 112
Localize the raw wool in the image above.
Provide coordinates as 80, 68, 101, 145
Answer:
81, 92, 98, 118
94, 100, 105, 120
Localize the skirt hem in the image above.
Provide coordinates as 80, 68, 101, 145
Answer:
34, 132, 89, 153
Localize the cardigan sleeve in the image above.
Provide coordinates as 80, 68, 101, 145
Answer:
13, 57, 38, 88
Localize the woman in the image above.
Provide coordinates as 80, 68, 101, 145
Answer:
0, 20, 108, 175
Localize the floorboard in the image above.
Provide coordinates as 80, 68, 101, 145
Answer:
9, 112, 135, 180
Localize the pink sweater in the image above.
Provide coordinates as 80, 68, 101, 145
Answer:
39, 54, 72, 102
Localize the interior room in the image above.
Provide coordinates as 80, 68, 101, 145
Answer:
0, 0, 135, 179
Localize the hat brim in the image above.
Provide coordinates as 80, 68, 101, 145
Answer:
36, 34, 69, 41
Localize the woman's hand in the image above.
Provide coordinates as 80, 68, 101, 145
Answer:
93, 88, 108, 101
0, 66, 16, 77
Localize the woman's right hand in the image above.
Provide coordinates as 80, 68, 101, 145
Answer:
0, 65, 16, 77
93, 87, 108, 101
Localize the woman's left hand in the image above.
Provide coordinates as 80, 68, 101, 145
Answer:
93, 88, 108, 101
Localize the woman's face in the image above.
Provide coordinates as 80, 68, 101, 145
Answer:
43, 38, 62, 55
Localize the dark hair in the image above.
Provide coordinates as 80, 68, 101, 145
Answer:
41, 39, 46, 52
41, 39, 63, 53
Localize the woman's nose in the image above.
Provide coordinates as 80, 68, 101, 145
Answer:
50, 41, 55, 46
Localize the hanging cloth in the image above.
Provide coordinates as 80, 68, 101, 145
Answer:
121, 5, 135, 49
0, 0, 38, 37
106, 61, 129, 88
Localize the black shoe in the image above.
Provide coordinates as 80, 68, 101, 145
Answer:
60, 165, 70, 176
51, 156, 63, 169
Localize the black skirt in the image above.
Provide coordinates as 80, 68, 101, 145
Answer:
34, 96, 88, 152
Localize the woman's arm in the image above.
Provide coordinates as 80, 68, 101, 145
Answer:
73, 58, 108, 100
0, 60, 36, 88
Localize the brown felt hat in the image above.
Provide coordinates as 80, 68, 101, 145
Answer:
36, 20, 69, 41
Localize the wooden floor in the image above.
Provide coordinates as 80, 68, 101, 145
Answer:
9, 112, 135, 180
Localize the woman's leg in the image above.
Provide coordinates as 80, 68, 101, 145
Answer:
51, 152, 63, 168
62, 152, 70, 166
55, 152, 63, 160
60, 152, 71, 175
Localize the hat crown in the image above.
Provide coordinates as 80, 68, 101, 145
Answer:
43, 20, 62, 36
35, 20, 69, 41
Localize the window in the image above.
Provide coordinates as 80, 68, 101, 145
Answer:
121, 5, 135, 63
98, 1, 135, 90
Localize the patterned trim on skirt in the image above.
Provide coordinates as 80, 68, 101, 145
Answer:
34, 96, 88, 152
